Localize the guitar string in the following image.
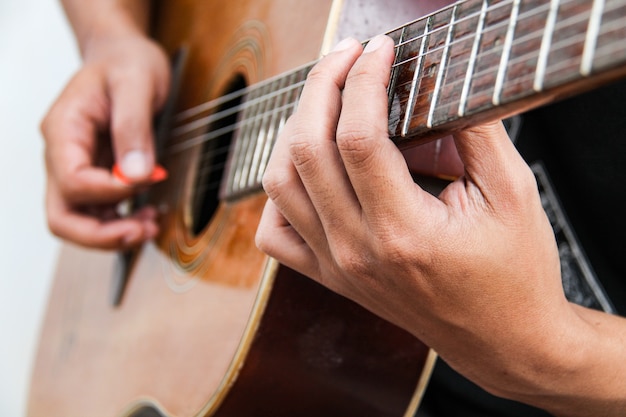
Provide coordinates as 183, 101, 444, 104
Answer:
191, 13, 626, 195
165, 6, 624, 158
168, 0, 618, 144
408, 8, 626, 122
171, 0, 528, 124
171, 0, 578, 128
175, 17, 626, 190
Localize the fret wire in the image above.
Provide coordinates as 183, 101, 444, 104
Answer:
493, 0, 521, 106
239, 84, 271, 191
581, 0, 606, 75
459, 0, 488, 117
402, 16, 432, 136
428, 4, 459, 128
247, 83, 274, 187
232, 90, 257, 193
256, 75, 289, 184
534, 0, 561, 91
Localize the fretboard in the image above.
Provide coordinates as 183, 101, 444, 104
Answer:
212, 0, 626, 199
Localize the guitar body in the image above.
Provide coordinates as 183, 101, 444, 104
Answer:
27, 1, 435, 416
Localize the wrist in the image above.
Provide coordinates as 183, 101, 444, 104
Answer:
488, 302, 626, 416
62, 0, 150, 58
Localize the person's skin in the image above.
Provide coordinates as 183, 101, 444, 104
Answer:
255, 35, 626, 416
42, 0, 169, 249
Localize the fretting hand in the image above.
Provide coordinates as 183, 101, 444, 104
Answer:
256, 35, 626, 415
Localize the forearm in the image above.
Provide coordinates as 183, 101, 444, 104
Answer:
60, 0, 151, 57
545, 305, 626, 416
480, 303, 626, 416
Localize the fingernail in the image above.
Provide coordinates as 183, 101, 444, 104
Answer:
331, 37, 357, 52
364, 35, 387, 53
120, 150, 151, 180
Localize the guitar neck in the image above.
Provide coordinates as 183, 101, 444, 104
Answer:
221, 0, 626, 198
388, 0, 626, 146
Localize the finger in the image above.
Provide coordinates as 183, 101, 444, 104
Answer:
109, 65, 167, 182
256, 199, 318, 278
46, 180, 159, 249
286, 38, 365, 238
336, 35, 426, 220
42, 70, 139, 204
261, 118, 327, 256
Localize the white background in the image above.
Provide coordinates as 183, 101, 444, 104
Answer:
0, 1, 78, 416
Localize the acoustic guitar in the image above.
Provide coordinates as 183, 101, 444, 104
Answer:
27, 0, 626, 416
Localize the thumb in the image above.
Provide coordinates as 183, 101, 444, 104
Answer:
452, 120, 530, 196
109, 70, 165, 183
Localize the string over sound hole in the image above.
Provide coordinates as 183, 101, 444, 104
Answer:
191, 74, 247, 236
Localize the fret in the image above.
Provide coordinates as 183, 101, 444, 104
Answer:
385, 24, 406, 115
231, 87, 260, 194
221, 66, 309, 199
247, 81, 276, 187
430, 0, 486, 123
459, 0, 489, 117
239, 83, 271, 190
498, 0, 550, 102
581, 0, 606, 75
386, 16, 431, 138
255, 76, 288, 184
403, 17, 432, 134
256, 69, 302, 185
542, 1, 594, 89
427, 4, 459, 128
223, 97, 248, 197
401, 7, 456, 135
493, 0, 521, 105
464, 0, 517, 115
534, 0, 561, 91
587, 0, 626, 74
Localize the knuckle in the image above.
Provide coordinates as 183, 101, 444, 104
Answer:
289, 134, 321, 171
254, 225, 275, 257
305, 64, 341, 89
504, 164, 540, 208
334, 247, 371, 277
111, 111, 144, 140
46, 214, 64, 239
261, 168, 292, 203
261, 171, 282, 200
336, 120, 381, 167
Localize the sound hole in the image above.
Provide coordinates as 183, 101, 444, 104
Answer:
128, 406, 165, 417
191, 74, 247, 236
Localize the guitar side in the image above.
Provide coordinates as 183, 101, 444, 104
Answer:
26, 1, 435, 416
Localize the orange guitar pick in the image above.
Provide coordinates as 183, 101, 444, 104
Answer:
112, 163, 168, 185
